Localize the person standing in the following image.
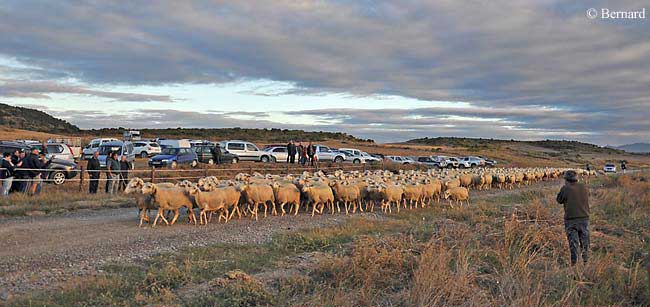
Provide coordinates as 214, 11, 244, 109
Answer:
621, 160, 627, 174
24, 148, 43, 195
35, 153, 52, 195
306, 142, 315, 167
556, 170, 590, 266
296, 142, 305, 165
10, 150, 23, 193
1, 152, 15, 197
286, 141, 295, 164
106, 152, 121, 194
119, 155, 131, 191
87, 151, 100, 194
211, 143, 222, 165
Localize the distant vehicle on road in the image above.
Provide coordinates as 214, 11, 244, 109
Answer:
314, 145, 346, 163
417, 156, 441, 168
338, 148, 381, 164
386, 155, 410, 164
477, 156, 497, 167
604, 163, 617, 173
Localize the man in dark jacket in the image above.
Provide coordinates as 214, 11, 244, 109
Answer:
556, 170, 590, 266
211, 144, 222, 164
119, 155, 131, 191
87, 151, 101, 194
10, 150, 23, 193
23, 148, 43, 195
306, 142, 316, 166
1, 152, 15, 197
286, 141, 296, 164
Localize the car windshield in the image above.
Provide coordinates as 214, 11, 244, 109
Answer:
161, 148, 180, 155
605, 164, 615, 167
99, 145, 122, 155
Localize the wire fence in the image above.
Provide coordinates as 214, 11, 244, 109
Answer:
0, 161, 396, 192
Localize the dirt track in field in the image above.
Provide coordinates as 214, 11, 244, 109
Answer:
0, 180, 563, 299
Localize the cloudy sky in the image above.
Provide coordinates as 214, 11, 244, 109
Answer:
0, 1, 648, 145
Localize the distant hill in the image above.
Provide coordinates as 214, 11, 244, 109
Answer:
407, 137, 622, 154
0, 103, 80, 134
81, 127, 375, 144
612, 143, 650, 153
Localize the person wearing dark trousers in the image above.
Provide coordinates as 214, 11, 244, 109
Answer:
35, 153, 52, 195
23, 148, 42, 195
1, 152, 15, 197
621, 161, 627, 174
286, 140, 296, 164
556, 170, 590, 266
10, 150, 23, 193
211, 143, 222, 164
119, 155, 131, 191
306, 142, 315, 167
297, 142, 305, 165
87, 151, 100, 194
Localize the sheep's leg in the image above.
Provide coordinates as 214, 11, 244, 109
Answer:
138, 209, 146, 227
188, 207, 197, 225
169, 209, 180, 225
254, 203, 259, 221
280, 202, 286, 216
293, 202, 300, 216
311, 202, 317, 217
344, 201, 349, 215
359, 200, 364, 212
270, 201, 278, 216
152, 209, 162, 227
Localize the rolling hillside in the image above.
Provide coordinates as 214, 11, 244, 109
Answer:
0, 103, 80, 134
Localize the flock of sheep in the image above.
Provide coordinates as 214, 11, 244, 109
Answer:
124, 167, 584, 227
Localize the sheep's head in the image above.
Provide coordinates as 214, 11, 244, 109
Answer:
124, 178, 144, 194
141, 183, 157, 195
188, 185, 201, 196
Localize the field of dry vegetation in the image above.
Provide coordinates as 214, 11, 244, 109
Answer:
7, 172, 650, 306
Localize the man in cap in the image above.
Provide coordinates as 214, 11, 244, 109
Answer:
556, 170, 590, 266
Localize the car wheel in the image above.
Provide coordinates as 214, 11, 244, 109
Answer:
261, 156, 269, 163
51, 171, 66, 185
191, 160, 198, 167
271, 156, 277, 163
459, 164, 465, 169
471, 163, 477, 168
140, 152, 148, 158
232, 157, 239, 164
352, 159, 361, 164
334, 156, 344, 163
446, 164, 453, 169
171, 161, 178, 169
208, 158, 214, 165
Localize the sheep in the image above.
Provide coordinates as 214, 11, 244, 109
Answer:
271, 182, 301, 216
124, 178, 156, 227
240, 183, 275, 220
443, 187, 470, 208
187, 185, 228, 225
141, 183, 196, 227
472, 175, 485, 191
459, 174, 473, 189
482, 173, 493, 190
377, 183, 404, 213
402, 182, 424, 209
302, 183, 335, 217
330, 181, 361, 214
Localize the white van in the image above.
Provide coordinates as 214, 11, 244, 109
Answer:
82, 138, 119, 160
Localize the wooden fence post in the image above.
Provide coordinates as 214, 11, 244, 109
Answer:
150, 167, 155, 183
78, 166, 84, 192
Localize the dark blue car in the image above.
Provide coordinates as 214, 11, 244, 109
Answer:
148, 147, 198, 168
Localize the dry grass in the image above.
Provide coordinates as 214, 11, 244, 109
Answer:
7, 173, 650, 306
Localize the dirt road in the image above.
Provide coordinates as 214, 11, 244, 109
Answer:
0, 180, 563, 299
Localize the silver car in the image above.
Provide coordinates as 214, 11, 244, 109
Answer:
44, 143, 75, 162
261, 146, 288, 163
219, 140, 266, 162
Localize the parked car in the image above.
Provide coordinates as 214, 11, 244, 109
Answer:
430, 155, 457, 169
477, 156, 497, 167
338, 148, 381, 164
604, 163, 617, 173
219, 140, 265, 162
314, 145, 346, 163
82, 138, 120, 160
261, 146, 289, 163
97, 141, 135, 169
159, 139, 192, 149
149, 147, 198, 168
417, 156, 441, 168
0, 142, 78, 185
193, 143, 238, 164
386, 155, 410, 164
43, 143, 76, 162
133, 141, 162, 158
459, 156, 485, 168
263, 144, 287, 150
47, 138, 83, 159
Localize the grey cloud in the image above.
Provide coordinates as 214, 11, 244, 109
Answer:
0, 80, 173, 102
0, 1, 648, 143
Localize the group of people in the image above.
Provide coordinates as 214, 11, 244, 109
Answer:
85, 151, 132, 194
286, 140, 317, 166
0, 147, 53, 196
